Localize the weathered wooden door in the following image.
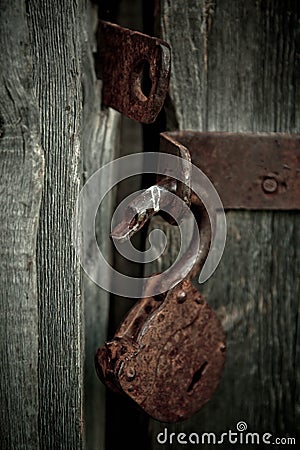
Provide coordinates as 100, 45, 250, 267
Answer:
1, 1, 299, 450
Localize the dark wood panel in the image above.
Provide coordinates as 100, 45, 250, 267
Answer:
81, 4, 121, 449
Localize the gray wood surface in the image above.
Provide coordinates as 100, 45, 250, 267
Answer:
147, 0, 299, 447
1, 0, 122, 448
26, 1, 85, 448
0, 3, 44, 448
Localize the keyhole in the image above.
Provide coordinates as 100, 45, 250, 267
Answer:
132, 60, 152, 101
187, 361, 208, 392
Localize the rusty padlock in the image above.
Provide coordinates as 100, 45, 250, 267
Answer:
95, 162, 226, 423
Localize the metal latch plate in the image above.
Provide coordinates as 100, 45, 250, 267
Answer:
161, 131, 300, 209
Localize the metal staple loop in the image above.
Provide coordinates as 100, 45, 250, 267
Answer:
96, 20, 171, 123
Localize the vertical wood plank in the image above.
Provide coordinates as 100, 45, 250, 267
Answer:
0, 1, 44, 448
27, 1, 84, 448
81, 3, 121, 449
147, 0, 299, 447
1, 1, 122, 448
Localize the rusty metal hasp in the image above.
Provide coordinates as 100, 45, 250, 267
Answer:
161, 132, 300, 210
96, 20, 171, 123
95, 148, 226, 423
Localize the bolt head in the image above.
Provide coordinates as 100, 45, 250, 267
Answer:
262, 177, 278, 193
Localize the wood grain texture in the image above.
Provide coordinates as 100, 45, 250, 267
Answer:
81, 4, 121, 449
147, 0, 299, 447
27, 1, 84, 448
0, 1, 44, 448
1, 1, 122, 448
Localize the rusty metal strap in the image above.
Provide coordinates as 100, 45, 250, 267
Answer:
160, 132, 300, 210
96, 21, 171, 124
